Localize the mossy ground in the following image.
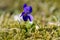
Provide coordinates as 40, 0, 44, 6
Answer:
0, 0, 60, 40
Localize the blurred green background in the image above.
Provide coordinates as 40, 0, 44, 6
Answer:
0, 0, 60, 40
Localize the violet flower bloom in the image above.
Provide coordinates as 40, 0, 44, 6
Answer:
20, 4, 33, 22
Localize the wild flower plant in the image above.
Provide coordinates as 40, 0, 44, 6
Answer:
14, 4, 33, 24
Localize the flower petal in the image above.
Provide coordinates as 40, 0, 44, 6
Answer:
20, 12, 25, 16
23, 4, 27, 8
29, 6, 32, 13
28, 14, 33, 21
24, 6, 32, 14
23, 16, 28, 21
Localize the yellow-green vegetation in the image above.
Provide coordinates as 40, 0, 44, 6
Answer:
0, 0, 60, 40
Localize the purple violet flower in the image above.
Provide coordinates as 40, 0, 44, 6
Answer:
20, 4, 33, 22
